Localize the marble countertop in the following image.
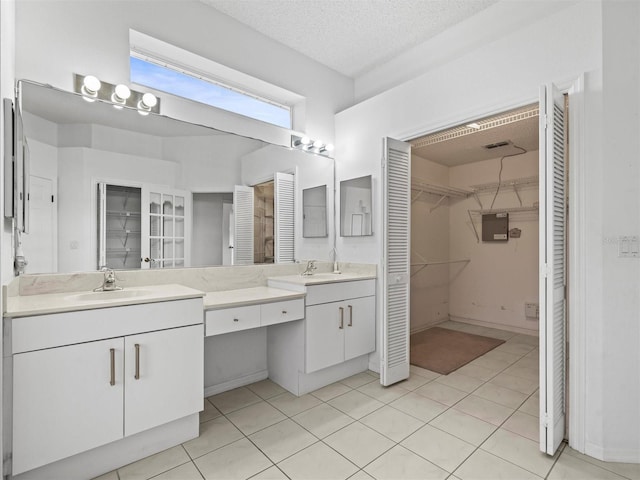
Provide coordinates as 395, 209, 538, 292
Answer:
267, 271, 376, 287
203, 286, 305, 310
4, 284, 205, 318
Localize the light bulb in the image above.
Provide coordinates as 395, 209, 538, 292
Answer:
313, 140, 324, 149
82, 75, 101, 94
300, 136, 311, 145
141, 92, 157, 108
324, 144, 335, 152
113, 84, 131, 102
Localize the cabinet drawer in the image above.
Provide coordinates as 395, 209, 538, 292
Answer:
261, 299, 304, 327
205, 305, 261, 336
306, 279, 375, 306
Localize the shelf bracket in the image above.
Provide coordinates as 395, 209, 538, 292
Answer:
468, 209, 480, 243
513, 184, 523, 207
411, 189, 424, 204
429, 195, 447, 213
473, 192, 483, 209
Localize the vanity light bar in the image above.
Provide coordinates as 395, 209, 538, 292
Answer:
73, 74, 160, 115
291, 134, 334, 157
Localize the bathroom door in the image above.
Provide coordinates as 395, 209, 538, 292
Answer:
380, 137, 412, 386
539, 82, 567, 456
232, 185, 254, 265
274, 172, 295, 263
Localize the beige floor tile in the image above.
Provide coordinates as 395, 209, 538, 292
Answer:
366, 370, 380, 379
389, 392, 448, 422
524, 348, 539, 359
429, 408, 497, 446
200, 400, 222, 424
396, 373, 433, 391
363, 445, 448, 480
348, 470, 375, 479
454, 395, 514, 426
511, 334, 539, 346
249, 419, 317, 463
291, 403, 354, 438
183, 416, 244, 459
310, 382, 352, 401
503, 365, 539, 383
489, 372, 539, 395
195, 438, 272, 480
226, 401, 287, 435
455, 363, 501, 382
562, 447, 640, 480
153, 462, 204, 480
512, 355, 539, 370
502, 411, 539, 442
340, 372, 378, 388
518, 391, 540, 417
470, 356, 514, 372
118, 445, 190, 480
409, 365, 441, 381
482, 428, 557, 477
247, 379, 287, 400
473, 382, 529, 409
360, 405, 424, 442
328, 390, 385, 419
401, 425, 475, 473
92, 471, 118, 480
548, 450, 629, 479
324, 422, 395, 468
249, 466, 289, 479
455, 449, 542, 479
494, 342, 537, 356
207, 387, 262, 414
480, 349, 521, 366
357, 380, 410, 403
435, 372, 484, 393
278, 442, 358, 480
268, 392, 322, 416
415, 381, 467, 406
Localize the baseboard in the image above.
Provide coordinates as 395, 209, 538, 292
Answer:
204, 370, 269, 397
410, 320, 447, 335
448, 315, 538, 336
601, 448, 640, 464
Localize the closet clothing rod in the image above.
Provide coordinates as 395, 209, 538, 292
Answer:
410, 258, 470, 266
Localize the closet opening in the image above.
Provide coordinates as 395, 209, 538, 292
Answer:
404, 100, 568, 445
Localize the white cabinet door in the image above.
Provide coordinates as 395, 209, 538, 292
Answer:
12, 338, 124, 475
344, 296, 376, 361
305, 301, 345, 373
124, 325, 204, 436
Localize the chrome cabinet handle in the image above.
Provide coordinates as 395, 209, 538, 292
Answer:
348, 305, 353, 327
339, 307, 344, 329
109, 348, 115, 386
134, 343, 140, 380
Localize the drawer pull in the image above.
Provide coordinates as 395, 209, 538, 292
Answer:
233, 318, 239, 322
109, 348, 115, 386
348, 305, 353, 327
134, 343, 140, 380
339, 307, 344, 329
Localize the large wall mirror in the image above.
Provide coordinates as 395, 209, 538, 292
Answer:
16, 80, 335, 274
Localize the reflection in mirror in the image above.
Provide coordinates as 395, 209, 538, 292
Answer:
340, 175, 373, 236
17, 80, 334, 274
303, 185, 328, 238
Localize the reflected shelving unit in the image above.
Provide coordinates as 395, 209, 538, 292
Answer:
98, 184, 142, 269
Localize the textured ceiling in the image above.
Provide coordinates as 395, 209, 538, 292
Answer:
199, 0, 498, 78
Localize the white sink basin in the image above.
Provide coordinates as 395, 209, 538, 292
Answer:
67, 290, 152, 302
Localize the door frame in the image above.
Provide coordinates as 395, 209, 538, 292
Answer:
388, 74, 586, 452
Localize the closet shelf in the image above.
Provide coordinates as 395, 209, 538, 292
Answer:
470, 176, 539, 193
468, 206, 539, 215
410, 258, 470, 277
411, 178, 471, 212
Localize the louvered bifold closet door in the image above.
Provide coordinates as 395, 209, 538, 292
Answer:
233, 185, 254, 265
381, 137, 411, 386
539, 83, 567, 456
275, 172, 295, 263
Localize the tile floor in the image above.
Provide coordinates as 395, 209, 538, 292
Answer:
94, 321, 640, 480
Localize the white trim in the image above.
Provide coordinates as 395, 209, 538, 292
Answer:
567, 74, 586, 453
203, 370, 268, 397
448, 315, 538, 337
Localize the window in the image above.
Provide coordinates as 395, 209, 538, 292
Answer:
130, 55, 292, 129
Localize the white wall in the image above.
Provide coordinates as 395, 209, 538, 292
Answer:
241, 145, 335, 262
410, 155, 450, 332
14, 0, 353, 147
448, 151, 539, 334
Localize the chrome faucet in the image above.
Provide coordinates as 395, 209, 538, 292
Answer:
301, 260, 317, 276
95, 267, 122, 292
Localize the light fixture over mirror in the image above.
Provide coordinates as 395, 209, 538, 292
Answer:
291, 134, 334, 157
73, 73, 160, 114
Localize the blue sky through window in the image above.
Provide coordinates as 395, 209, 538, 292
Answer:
130, 56, 291, 128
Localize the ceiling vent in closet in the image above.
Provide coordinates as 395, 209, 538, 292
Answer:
483, 140, 511, 150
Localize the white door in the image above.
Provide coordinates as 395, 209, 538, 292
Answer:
142, 186, 191, 269
124, 325, 203, 437
12, 338, 124, 475
381, 137, 412, 386
275, 172, 295, 262
344, 296, 376, 361
22, 175, 56, 273
233, 185, 254, 265
539, 83, 567, 455
222, 202, 234, 265
305, 301, 345, 373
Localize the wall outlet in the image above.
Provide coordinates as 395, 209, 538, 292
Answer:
525, 302, 539, 319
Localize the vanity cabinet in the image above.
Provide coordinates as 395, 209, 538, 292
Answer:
9, 298, 203, 476
305, 287, 375, 373
205, 298, 304, 336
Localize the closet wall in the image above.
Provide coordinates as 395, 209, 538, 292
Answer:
410, 150, 539, 335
